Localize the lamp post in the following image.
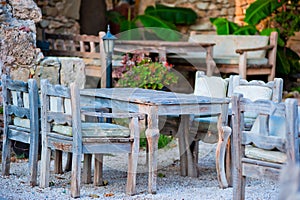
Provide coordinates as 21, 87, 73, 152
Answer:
102, 25, 117, 88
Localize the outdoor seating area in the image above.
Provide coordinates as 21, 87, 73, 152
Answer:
1, 68, 299, 198
1, 1, 300, 200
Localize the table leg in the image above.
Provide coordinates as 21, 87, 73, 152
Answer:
145, 108, 159, 194
178, 115, 187, 176
182, 115, 198, 177
205, 46, 216, 76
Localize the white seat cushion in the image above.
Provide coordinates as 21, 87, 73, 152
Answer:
245, 145, 287, 164
194, 76, 228, 98
234, 85, 272, 119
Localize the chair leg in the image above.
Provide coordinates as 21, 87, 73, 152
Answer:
71, 152, 81, 198
29, 128, 39, 186
64, 152, 72, 172
94, 154, 103, 186
1, 138, 11, 176
40, 146, 51, 188
28, 138, 39, 186
126, 136, 140, 195
54, 150, 63, 174
83, 154, 92, 184
216, 126, 231, 189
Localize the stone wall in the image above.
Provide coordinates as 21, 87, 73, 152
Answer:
0, 0, 42, 80
35, 57, 86, 89
36, 0, 81, 39
0, 0, 85, 89
156, 0, 236, 34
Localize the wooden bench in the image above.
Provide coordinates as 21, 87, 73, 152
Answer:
42, 32, 106, 79
187, 32, 278, 81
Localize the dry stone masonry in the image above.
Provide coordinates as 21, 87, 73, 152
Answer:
0, 0, 42, 79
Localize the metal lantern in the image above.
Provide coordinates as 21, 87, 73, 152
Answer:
102, 25, 117, 54
102, 25, 117, 88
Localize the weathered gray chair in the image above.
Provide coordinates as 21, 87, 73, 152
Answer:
39, 79, 140, 198
1, 74, 39, 186
231, 94, 299, 200
189, 71, 231, 188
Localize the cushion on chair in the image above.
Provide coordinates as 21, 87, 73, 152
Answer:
52, 122, 130, 137
245, 145, 287, 164
234, 85, 272, 119
194, 76, 228, 98
214, 57, 268, 65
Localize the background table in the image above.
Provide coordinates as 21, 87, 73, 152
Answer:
80, 88, 230, 193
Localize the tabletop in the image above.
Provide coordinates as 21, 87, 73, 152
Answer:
80, 88, 229, 106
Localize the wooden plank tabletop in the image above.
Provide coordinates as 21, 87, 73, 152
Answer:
114, 40, 215, 55
80, 88, 229, 105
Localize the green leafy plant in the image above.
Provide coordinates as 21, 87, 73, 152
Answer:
108, 4, 197, 41
210, 0, 300, 77
116, 54, 179, 90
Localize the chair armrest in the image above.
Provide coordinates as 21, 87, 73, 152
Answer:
235, 45, 275, 54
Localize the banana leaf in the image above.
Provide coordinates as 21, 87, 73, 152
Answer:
232, 25, 257, 35
137, 15, 181, 41
244, 0, 283, 25
276, 46, 300, 75
210, 18, 240, 35
145, 4, 197, 25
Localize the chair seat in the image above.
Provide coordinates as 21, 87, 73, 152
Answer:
52, 122, 130, 137
245, 145, 287, 164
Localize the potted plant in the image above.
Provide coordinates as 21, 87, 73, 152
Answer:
116, 53, 179, 90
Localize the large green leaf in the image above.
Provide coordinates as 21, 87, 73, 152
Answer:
145, 4, 197, 25
107, 11, 126, 24
137, 15, 181, 41
210, 18, 240, 35
232, 25, 257, 35
276, 47, 291, 74
119, 20, 138, 32
244, 0, 283, 25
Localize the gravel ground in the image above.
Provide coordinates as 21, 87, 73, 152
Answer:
0, 140, 280, 200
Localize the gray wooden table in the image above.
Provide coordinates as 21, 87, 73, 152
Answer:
80, 88, 230, 193
114, 40, 216, 76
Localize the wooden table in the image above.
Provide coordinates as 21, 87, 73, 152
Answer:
114, 40, 216, 76
80, 88, 230, 193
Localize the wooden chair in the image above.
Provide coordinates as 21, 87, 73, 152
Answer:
39, 79, 141, 198
188, 32, 278, 81
1, 75, 39, 186
189, 71, 231, 188
42, 32, 106, 80
231, 94, 299, 200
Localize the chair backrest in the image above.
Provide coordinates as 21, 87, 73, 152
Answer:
40, 79, 73, 145
42, 32, 106, 80
44, 33, 101, 59
189, 33, 270, 59
2, 74, 39, 141
194, 71, 228, 98
232, 93, 299, 176
228, 75, 283, 130
227, 75, 283, 103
